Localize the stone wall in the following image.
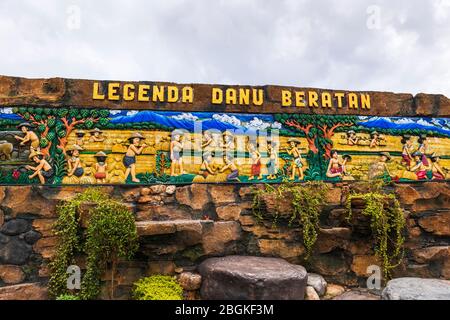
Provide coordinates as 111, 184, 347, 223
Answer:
0, 183, 449, 299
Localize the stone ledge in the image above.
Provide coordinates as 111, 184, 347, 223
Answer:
0, 283, 48, 300
136, 220, 212, 236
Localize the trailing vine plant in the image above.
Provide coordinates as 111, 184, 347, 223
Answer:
48, 188, 138, 300
346, 180, 405, 279
252, 182, 329, 258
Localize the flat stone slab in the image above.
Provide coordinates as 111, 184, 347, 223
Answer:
198, 256, 307, 300
136, 220, 211, 236
333, 290, 380, 300
382, 278, 450, 300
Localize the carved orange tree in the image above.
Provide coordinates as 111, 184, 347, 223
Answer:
275, 114, 358, 179
13, 107, 110, 184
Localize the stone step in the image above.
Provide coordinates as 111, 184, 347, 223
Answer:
135, 219, 213, 236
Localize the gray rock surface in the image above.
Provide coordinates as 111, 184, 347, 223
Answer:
307, 273, 327, 296
0, 237, 32, 265
0, 219, 30, 236
199, 256, 307, 300
333, 289, 380, 300
382, 278, 450, 300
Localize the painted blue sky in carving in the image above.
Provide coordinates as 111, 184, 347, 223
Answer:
1, 107, 449, 136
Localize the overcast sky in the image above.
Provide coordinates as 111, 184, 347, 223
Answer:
0, 0, 449, 96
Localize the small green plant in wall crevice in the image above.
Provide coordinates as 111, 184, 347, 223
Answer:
346, 181, 406, 279
252, 181, 330, 258
48, 188, 138, 300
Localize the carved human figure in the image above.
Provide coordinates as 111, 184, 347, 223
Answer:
170, 130, 185, 176
94, 151, 108, 184
369, 131, 380, 148
75, 130, 85, 149
89, 128, 106, 142
429, 153, 445, 180
401, 135, 414, 168
266, 142, 279, 180
123, 133, 147, 183
26, 151, 53, 184
222, 131, 236, 153
417, 135, 429, 166
409, 151, 428, 180
368, 152, 392, 180
326, 150, 349, 179
14, 123, 40, 152
201, 131, 214, 150
347, 130, 360, 146
220, 152, 240, 182
199, 151, 216, 178
248, 140, 262, 180
286, 138, 304, 181
66, 145, 84, 178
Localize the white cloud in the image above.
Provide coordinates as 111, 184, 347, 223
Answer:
394, 118, 415, 124
272, 121, 282, 129
126, 110, 138, 116
171, 113, 199, 121
212, 114, 241, 126
0, 1, 448, 96
1, 108, 13, 114
246, 117, 271, 131
417, 119, 432, 126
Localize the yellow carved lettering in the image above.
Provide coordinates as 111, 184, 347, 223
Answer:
92, 82, 105, 100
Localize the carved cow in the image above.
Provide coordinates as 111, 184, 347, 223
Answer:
0, 140, 13, 160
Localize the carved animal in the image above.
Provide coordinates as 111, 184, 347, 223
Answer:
0, 140, 13, 160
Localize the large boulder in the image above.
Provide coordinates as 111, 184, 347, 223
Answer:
382, 278, 450, 300
198, 256, 307, 300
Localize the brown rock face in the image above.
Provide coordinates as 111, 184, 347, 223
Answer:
0, 75, 448, 117
0, 210, 4, 227
2, 187, 57, 218
32, 219, 56, 237
316, 228, 351, 254
175, 185, 209, 210
395, 185, 420, 205
309, 252, 350, 276
216, 204, 242, 221
135, 204, 191, 221
412, 246, 450, 264
33, 237, 59, 259
324, 186, 342, 205
0, 186, 5, 203
147, 261, 176, 275
0, 265, 25, 284
209, 185, 236, 205
202, 222, 241, 255
258, 239, 305, 260
418, 212, 450, 236
351, 255, 381, 277
199, 256, 307, 300
0, 283, 48, 300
